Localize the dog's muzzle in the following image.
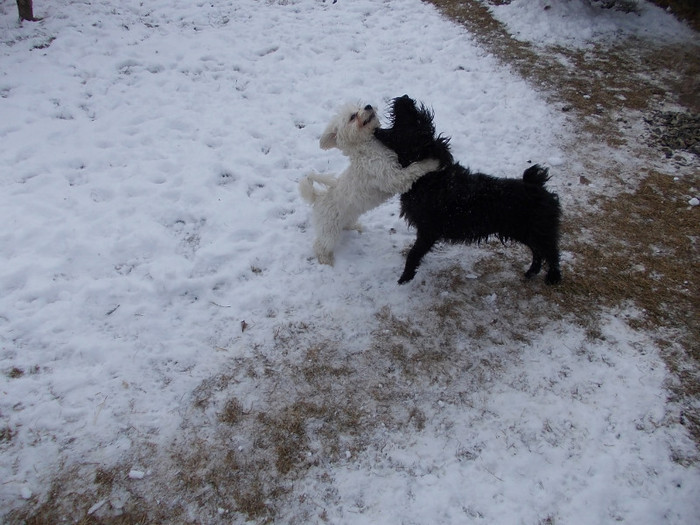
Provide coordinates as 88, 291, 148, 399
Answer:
362, 107, 376, 127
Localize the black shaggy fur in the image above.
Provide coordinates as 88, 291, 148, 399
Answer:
375, 95, 454, 169
374, 95, 562, 285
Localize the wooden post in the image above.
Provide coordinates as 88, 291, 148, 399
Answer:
17, 0, 37, 22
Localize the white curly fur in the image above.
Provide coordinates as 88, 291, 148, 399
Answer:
299, 102, 439, 265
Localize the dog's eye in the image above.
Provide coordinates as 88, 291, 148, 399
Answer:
349, 113, 357, 122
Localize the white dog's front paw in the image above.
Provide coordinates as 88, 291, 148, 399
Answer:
345, 222, 363, 233
419, 158, 440, 172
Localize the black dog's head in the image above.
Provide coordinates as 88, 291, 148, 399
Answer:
375, 95, 453, 168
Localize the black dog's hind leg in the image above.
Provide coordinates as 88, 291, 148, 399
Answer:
525, 249, 543, 279
526, 244, 561, 285
544, 250, 561, 285
399, 234, 436, 284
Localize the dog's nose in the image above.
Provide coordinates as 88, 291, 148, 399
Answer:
364, 105, 373, 111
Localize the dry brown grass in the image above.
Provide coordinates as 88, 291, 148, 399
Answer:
650, 0, 700, 31
558, 171, 699, 344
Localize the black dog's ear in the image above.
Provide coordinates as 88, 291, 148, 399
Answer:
415, 102, 437, 133
384, 95, 415, 127
435, 134, 454, 166
392, 95, 412, 105
391, 95, 417, 114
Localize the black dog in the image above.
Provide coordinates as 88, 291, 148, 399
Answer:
375, 95, 562, 285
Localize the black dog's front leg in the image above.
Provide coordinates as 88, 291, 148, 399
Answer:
398, 234, 436, 284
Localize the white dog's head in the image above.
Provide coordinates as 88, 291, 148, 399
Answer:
319, 102, 380, 154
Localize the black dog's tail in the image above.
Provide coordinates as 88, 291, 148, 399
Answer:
522, 164, 550, 187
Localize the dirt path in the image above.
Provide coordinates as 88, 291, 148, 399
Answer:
429, 0, 700, 442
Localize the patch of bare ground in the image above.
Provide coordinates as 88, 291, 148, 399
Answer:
8, 314, 521, 523
427, 0, 699, 440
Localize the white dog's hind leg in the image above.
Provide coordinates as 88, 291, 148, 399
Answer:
313, 238, 335, 266
312, 205, 344, 266
313, 203, 362, 265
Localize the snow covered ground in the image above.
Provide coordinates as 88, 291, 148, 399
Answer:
0, 0, 697, 523
489, 0, 695, 48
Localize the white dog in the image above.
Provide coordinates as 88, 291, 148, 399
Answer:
300, 102, 439, 265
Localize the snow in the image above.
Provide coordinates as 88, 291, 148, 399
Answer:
127, 469, 146, 480
487, 0, 696, 48
0, 0, 697, 523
